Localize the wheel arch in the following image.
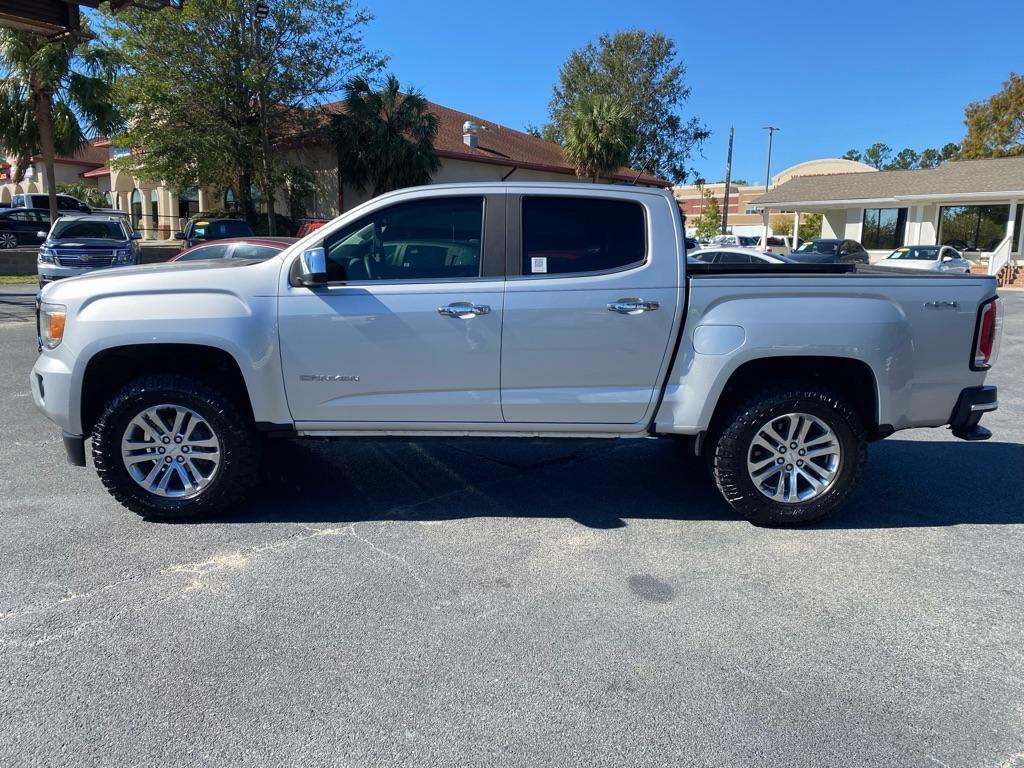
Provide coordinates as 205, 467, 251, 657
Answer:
80, 343, 255, 437
704, 355, 882, 448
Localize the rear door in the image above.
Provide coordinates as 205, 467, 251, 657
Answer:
500, 191, 682, 425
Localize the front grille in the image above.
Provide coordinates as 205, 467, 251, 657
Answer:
55, 250, 116, 267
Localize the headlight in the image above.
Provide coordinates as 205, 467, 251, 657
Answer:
38, 246, 56, 264
114, 249, 134, 264
39, 302, 66, 349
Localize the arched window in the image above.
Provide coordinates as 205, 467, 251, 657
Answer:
130, 189, 142, 231
224, 187, 237, 212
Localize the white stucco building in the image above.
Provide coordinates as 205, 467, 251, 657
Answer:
753, 156, 1024, 283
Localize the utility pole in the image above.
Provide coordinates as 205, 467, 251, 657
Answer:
255, 2, 275, 235
762, 126, 779, 247
721, 127, 734, 235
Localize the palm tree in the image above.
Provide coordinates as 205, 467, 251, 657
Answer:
333, 75, 440, 198
562, 95, 634, 183
0, 23, 121, 221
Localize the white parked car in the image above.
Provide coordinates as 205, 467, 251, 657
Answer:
710, 233, 760, 249
689, 246, 790, 265
873, 245, 971, 274
755, 235, 803, 256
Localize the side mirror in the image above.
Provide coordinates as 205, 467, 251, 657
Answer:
292, 246, 328, 287
36, 231, 48, 239
130, 231, 143, 240
79, 203, 90, 212
173, 232, 186, 240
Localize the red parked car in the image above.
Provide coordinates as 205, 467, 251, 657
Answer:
168, 237, 297, 263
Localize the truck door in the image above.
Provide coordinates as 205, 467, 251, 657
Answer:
500, 193, 682, 425
278, 193, 506, 424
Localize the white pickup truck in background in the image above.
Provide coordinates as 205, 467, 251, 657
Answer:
31, 183, 1002, 526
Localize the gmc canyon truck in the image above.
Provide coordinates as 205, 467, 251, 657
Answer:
31, 183, 1002, 526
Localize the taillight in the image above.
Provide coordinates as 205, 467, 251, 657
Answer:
971, 297, 1002, 370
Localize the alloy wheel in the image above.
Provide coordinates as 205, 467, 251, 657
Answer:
746, 412, 841, 503
120, 404, 222, 498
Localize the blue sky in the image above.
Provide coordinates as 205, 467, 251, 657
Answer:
361, 0, 1023, 184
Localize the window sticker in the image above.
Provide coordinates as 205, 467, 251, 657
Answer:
531, 256, 547, 273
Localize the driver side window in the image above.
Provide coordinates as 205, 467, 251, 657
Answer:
323, 196, 483, 282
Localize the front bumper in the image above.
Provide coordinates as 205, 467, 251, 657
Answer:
949, 385, 998, 441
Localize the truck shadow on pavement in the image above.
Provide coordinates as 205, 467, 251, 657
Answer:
208, 436, 1024, 530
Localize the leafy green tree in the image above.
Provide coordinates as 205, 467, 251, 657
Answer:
0, 21, 121, 220
940, 142, 961, 162
887, 148, 920, 170
524, 122, 559, 143
799, 212, 823, 242
842, 149, 862, 162
962, 73, 1024, 158
693, 189, 721, 239
105, 0, 384, 228
56, 182, 107, 208
548, 30, 709, 183
561, 95, 633, 182
917, 148, 941, 168
863, 143, 892, 169
333, 74, 440, 197
771, 215, 792, 236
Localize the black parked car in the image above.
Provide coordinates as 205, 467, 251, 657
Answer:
789, 238, 870, 265
0, 208, 52, 249
174, 216, 255, 249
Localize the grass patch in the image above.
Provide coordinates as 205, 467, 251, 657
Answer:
0, 275, 37, 284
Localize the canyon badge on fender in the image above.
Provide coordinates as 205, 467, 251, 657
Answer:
300, 374, 360, 382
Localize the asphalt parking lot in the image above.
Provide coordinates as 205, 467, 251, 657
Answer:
1, 285, 1022, 768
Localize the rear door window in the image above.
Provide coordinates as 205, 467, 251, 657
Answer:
716, 251, 752, 264
521, 196, 646, 276
177, 243, 231, 261
231, 244, 280, 260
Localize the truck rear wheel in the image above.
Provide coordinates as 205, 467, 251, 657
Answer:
91, 374, 260, 521
708, 382, 867, 526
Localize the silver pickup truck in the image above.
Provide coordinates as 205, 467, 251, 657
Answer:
30, 183, 1002, 526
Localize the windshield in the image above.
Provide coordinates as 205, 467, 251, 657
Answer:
191, 219, 253, 239
795, 241, 837, 255
887, 246, 939, 260
51, 220, 126, 240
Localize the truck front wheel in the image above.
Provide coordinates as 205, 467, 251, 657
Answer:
91, 374, 260, 520
708, 382, 867, 526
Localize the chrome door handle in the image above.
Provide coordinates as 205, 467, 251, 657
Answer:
438, 302, 491, 318
607, 298, 659, 314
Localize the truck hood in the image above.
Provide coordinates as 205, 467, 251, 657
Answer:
39, 257, 273, 303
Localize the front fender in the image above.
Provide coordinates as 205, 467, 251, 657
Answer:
61, 289, 289, 435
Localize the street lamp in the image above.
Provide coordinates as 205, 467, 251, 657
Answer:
762, 126, 780, 247
254, 1, 274, 234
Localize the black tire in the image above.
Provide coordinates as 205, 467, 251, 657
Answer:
708, 381, 867, 527
92, 374, 260, 521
